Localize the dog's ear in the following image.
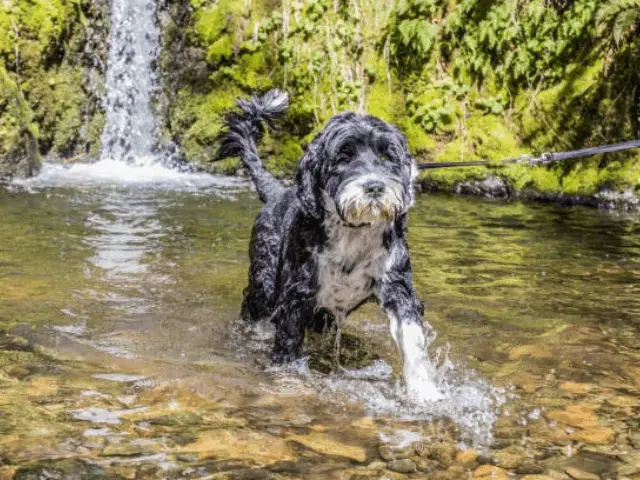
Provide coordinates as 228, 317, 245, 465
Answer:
296, 145, 323, 219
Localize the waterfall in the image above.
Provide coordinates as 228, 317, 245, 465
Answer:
99, 0, 163, 165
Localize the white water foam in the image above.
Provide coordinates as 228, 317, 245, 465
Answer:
238, 322, 506, 448
12, 161, 247, 193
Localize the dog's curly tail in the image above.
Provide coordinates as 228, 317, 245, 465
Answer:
215, 89, 289, 203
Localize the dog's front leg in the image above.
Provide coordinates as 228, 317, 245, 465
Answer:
378, 243, 443, 402
271, 285, 314, 364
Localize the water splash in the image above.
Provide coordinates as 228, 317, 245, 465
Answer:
238, 322, 506, 448
100, 0, 165, 164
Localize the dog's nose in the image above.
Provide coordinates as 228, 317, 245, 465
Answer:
363, 180, 385, 196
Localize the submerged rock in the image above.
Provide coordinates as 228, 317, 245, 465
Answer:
564, 466, 600, 480
13, 458, 124, 479
288, 432, 368, 463
179, 430, 294, 465
386, 459, 416, 474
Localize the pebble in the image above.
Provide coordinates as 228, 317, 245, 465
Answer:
473, 465, 509, 479
570, 426, 615, 445
288, 432, 367, 463
378, 470, 408, 480
564, 467, 600, 480
559, 382, 595, 394
492, 447, 527, 469
515, 461, 546, 475
386, 459, 416, 474
629, 432, 640, 449
378, 445, 409, 461
546, 404, 600, 428
365, 461, 386, 471
455, 449, 478, 465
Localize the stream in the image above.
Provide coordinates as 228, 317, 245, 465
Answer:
0, 163, 638, 479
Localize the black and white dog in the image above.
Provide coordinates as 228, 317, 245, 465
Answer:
217, 90, 441, 401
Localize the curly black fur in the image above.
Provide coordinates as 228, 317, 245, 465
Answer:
216, 90, 433, 376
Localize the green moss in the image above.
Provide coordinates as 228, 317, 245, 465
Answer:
399, 118, 437, 156
28, 67, 86, 156
0, 0, 107, 172
172, 85, 241, 166
206, 35, 234, 64
517, 61, 603, 152
366, 62, 404, 123
0, 62, 41, 177
192, 0, 245, 47
163, 0, 639, 204
466, 114, 524, 162
561, 160, 602, 195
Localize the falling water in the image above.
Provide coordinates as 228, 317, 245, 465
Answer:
99, 0, 163, 165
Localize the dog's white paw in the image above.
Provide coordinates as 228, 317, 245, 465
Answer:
404, 360, 444, 403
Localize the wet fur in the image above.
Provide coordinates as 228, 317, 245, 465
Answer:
216, 90, 434, 373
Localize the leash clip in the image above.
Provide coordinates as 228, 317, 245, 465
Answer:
539, 152, 555, 164
518, 154, 534, 165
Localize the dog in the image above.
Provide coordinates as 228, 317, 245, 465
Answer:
216, 90, 442, 402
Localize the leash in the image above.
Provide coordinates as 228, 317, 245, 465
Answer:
417, 139, 640, 170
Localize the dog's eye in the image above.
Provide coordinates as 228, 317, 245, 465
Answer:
380, 153, 392, 162
336, 154, 350, 164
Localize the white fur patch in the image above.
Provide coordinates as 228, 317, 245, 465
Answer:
387, 313, 443, 402
316, 216, 388, 316
336, 173, 404, 226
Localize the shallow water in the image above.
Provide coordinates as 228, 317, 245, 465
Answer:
1, 163, 639, 479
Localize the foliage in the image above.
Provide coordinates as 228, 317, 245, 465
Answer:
0, 0, 108, 168
382, 0, 640, 195
1, 0, 638, 200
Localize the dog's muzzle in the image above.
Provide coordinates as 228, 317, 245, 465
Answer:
336, 175, 404, 226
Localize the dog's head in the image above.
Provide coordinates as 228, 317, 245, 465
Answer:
296, 113, 417, 226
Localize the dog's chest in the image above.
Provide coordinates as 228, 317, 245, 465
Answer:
316, 222, 388, 315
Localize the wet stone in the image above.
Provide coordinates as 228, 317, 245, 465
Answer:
559, 382, 595, 394
546, 470, 572, 480
344, 470, 379, 479
102, 442, 149, 457
545, 404, 600, 428
618, 452, 640, 476
570, 426, 616, 445
13, 459, 125, 479
378, 445, 409, 462
473, 465, 509, 479
377, 470, 408, 480
365, 461, 386, 471
179, 430, 294, 464
455, 449, 478, 465
629, 432, 640, 449
492, 447, 528, 469
211, 468, 274, 480
414, 444, 454, 468
414, 457, 437, 472
147, 411, 202, 427
288, 432, 367, 462
515, 461, 546, 475
476, 454, 493, 465
564, 467, 600, 480
386, 459, 416, 474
